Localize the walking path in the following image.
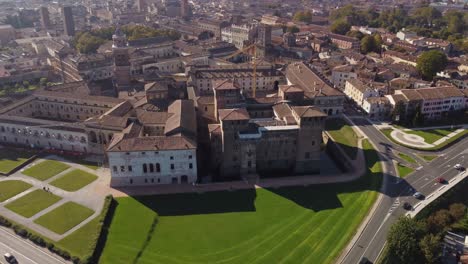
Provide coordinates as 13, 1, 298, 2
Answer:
0, 155, 108, 241
374, 123, 467, 149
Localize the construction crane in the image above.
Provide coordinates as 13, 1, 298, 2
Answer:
223, 44, 262, 98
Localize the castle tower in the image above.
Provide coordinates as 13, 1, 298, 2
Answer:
112, 27, 131, 90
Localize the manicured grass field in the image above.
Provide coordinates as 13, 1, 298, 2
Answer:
397, 153, 416, 164
50, 169, 98, 192
405, 128, 459, 144
57, 197, 111, 259
0, 180, 32, 202
419, 155, 437, 162
5, 189, 61, 218
22, 160, 70, 181
325, 118, 359, 160
0, 149, 33, 174
99, 140, 382, 264
34, 202, 94, 235
397, 164, 414, 178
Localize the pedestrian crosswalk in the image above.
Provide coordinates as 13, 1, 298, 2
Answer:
388, 198, 400, 214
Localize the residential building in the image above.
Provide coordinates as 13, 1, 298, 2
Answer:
386, 86, 466, 120
222, 23, 258, 49
344, 79, 382, 107
331, 65, 357, 90
362, 97, 391, 120
328, 33, 360, 51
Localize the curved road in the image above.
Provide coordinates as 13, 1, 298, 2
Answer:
342, 118, 468, 264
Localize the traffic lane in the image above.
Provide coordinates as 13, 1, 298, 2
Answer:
0, 227, 67, 264
342, 160, 399, 264
342, 193, 397, 264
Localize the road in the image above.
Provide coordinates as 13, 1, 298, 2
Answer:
341, 118, 468, 264
0, 227, 68, 264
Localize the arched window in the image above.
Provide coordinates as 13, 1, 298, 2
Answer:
156, 163, 160, 172
143, 164, 147, 173
149, 164, 154, 173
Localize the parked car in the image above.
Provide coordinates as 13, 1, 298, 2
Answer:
4, 253, 17, 264
403, 202, 412, 210
435, 177, 446, 184
413, 192, 424, 200
454, 164, 464, 170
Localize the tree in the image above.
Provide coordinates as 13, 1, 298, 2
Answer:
361, 35, 376, 54
416, 50, 448, 80
426, 209, 452, 233
287, 26, 300, 33
387, 217, 425, 264
392, 101, 406, 123
39, 78, 48, 87
346, 30, 364, 40
419, 234, 441, 264
330, 20, 351, 35
75, 32, 106, 54
293, 11, 312, 23
412, 108, 424, 127
449, 203, 466, 221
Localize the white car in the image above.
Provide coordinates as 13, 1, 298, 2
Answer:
413, 192, 424, 199
454, 164, 464, 170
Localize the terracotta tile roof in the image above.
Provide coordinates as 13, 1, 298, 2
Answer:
218, 108, 250, 121
286, 62, 344, 98
212, 79, 239, 91
164, 100, 197, 136
279, 84, 304, 93
108, 135, 196, 152
292, 106, 327, 118
135, 109, 171, 125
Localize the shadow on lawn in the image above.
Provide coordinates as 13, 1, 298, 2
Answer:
133, 187, 257, 216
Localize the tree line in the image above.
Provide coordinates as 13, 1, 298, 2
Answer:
72, 25, 181, 54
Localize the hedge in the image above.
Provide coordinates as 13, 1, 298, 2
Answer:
0, 195, 115, 264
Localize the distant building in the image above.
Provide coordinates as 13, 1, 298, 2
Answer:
40, 7, 51, 30
328, 33, 360, 51
62, 6, 75, 37
180, 0, 190, 18
137, 0, 146, 13
222, 23, 258, 49
331, 65, 357, 90
0, 25, 15, 45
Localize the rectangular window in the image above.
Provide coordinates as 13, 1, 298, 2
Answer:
171, 164, 174, 170
189, 155, 192, 159
170, 156, 174, 160
189, 163, 193, 169
128, 166, 132, 172
113, 166, 117, 172
120, 166, 125, 172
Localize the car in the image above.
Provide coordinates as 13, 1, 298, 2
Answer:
359, 257, 372, 264
454, 164, 464, 170
413, 192, 424, 199
4, 253, 17, 264
435, 177, 446, 184
403, 202, 412, 210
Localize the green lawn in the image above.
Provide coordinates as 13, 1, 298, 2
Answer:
57, 196, 111, 259
325, 118, 359, 160
381, 128, 467, 151
99, 140, 382, 264
397, 164, 414, 178
397, 153, 416, 164
34, 202, 94, 235
5, 189, 62, 218
22, 160, 70, 181
0, 180, 32, 202
419, 155, 437, 162
0, 149, 34, 174
50, 169, 98, 192
405, 128, 459, 144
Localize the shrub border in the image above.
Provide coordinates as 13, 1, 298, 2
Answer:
0, 195, 114, 264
